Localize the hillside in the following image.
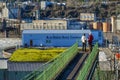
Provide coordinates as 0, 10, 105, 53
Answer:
40, 1, 120, 19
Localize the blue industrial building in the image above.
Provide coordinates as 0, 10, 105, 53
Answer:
8, 8, 18, 19
22, 30, 104, 47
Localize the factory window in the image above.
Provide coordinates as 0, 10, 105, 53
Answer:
43, 26, 45, 29
43, 23, 46, 28
50, 26, 52, 29
63, 26, 65, 29
45, 27, 46, 30
47, 26, 49, 29
38, 26, 39, 29
40, 26, 42, 29
60, 26, 62, 29
59, 23, 62, 25
43, 23, 46, 24
59, 26, 61, 29
33, 26, 35, 29
38, 26, 40, 29
36, 26, 38, 29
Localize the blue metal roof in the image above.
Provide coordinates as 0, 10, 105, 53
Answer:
22, 30, 91, 34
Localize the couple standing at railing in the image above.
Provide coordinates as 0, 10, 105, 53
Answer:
81, 33, 94, 52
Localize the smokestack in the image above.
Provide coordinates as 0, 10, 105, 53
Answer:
111, 16, 116, 33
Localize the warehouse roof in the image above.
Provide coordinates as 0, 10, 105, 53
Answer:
22, 30, 91, 34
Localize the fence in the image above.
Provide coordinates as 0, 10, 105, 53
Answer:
76, 43, 99, 80
22, 42, 78, 80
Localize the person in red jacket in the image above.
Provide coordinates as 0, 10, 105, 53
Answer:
88, 33, 94, 52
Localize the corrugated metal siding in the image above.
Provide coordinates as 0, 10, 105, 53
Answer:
8, 61, 45, 71
8, 71, 30, 80
0, 69, 8, 80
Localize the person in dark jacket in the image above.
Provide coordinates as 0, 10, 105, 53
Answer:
88, 33, 94, 52
2, 18, 6, 32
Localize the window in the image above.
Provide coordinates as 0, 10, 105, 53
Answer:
33, 26, 35, 29
59, 23, 62, 25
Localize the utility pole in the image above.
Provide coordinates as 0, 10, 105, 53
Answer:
17, 4, 21, 37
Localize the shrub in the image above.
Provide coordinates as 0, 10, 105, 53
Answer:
9, 48, 66, 62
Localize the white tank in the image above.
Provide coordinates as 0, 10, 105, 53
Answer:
116, 19, 120, 30
2, 5, 9, 18
111, 16, 116, 32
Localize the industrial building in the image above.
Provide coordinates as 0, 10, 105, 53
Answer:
20, 20, 67, 30
80, 13, 96, 21
22, 29, 104, 47
20, 19, 86, 31
32, 20, 67, 30
92, 22, 111, 32
0, 1, 120, 80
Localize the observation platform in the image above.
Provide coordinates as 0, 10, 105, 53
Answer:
22, 43, 99, 80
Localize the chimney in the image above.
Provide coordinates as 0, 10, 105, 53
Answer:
111, 16, 116, 33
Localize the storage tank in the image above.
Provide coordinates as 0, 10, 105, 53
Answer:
111, 16, 116, 32
97, 22, 103, 30
93, 22, 97, 29
89, 23, 93, 29
2, 3, 9, 18
116, 19, 120, 32
41, 1, 47, 10
93, 22, 102, 30
103, 22, 110, 32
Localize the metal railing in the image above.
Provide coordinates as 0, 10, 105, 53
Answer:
76, 43, 99, 80
22, 42, 78, 80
